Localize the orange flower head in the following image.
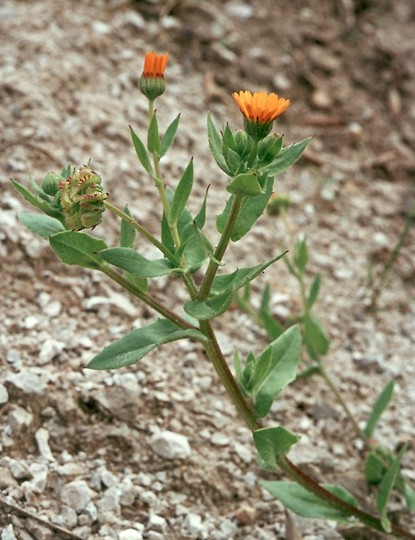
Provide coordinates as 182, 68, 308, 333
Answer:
140, 51, 169, 101
232, 90, 290, 140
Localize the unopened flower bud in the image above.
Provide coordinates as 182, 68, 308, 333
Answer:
59, 165, 107, 230
139, 51, 168, 102
41, 173, 62, 196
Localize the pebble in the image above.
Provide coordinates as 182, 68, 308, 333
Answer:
29, 462, 48, 494
35, 427, 55, 461
1, 525, 17, 540
182, 512, 203, 536
210, 432, 230, 446
235, 504, 257, 525
149, 431, 191, 460
147, 532, 163, 540
6, 349, 21, 364
0, 383, 9, 404
119, 530, 143, 540
38, 339, 65, 364
8, 405, 33, 430
51, 505, 78, 529
97, 485, 121, 515
0, 466, 18, 489
60, 480, 93, 512
148, 513, 167, 532
225, 2, 254, 19
7, 370, 47, 396
2, 458, 32, 481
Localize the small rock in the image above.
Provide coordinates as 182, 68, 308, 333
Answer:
149, 431, 191, 460
29, 463, 48, 494
210, 432, 229, 446
0, 383, 9, 405
0, 466, 18, 489
1, 525, 17, 540
38, 340, 65, 365
92, 20, 111, 34
51, 505, 78, 529
213, 518, 237, 539
60, 480, 93, 512
6, 349, 21, 364
3, 458, 32, 481
7, 370, 47, 396
147, 533, 163, 540
311, 89, 332, 110
225, 2, 253, 19
97, 485, 121, 514
35, 428, 55, 461
234, 442, 252, 463
8, 405, 33, 431
235, 504, 257, 525
182, 512, 203, 536
148, 513, 167, 532
119, 530, 143, 540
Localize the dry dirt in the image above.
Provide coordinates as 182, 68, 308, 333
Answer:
1, 0, 415, 539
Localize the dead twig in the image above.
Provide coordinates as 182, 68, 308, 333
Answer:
0, 495, 84, 540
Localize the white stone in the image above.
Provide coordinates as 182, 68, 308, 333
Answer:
148, 513, 167, 532
210, 432, 229, 446
8, 405, 33, 430
35, 428, 55, 461
7, 370, 47, 396
225, 2, 253, 19
3, 458, 32, 481
29, 463, 48, 494
60, 480, 93, 512
149, 431, 191, 460
119, 530, 143, 540
1, 524, 17, 540
182, 512, 203, 536
0, 383, 9, 404
38, 339, 65, 364
97, 485, 121, 514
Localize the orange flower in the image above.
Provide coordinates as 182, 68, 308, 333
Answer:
142, 51, 169, 79
232, 91, 290, 140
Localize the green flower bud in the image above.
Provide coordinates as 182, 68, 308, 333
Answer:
41, 173, 62, 196
139, 52, 168, 102
59, 165, 107, 230
258, 134, 283, 165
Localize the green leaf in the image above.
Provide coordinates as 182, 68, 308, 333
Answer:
18, 212, 65, 239
170, 158, 194, 226
49, 231, 107, 269
11, 180, 62, 219
120, 206, 136, 249
261, 481, 358, 523
253, 426, 299, 469
265, 137, 312, 177
130, 125, 154, 175
207, 113, 230, 175
216, 175, 274, 241
160, 114, 180, 157
253, 325, 302, 417
294, 237, 308, 274
194, 186, 209, 230
99, 247, 177, 277
147, 112, 160, 154
185, 253, 287, 320
211, 253, 287, 297
365, 451, 386, 485
377, 444, 407, 532
87, 319, 205, 370
227, 172, 263, 196
364, 380, 394, 439
403, 482, 415, 511
304, 314, 330, 360
307, 273, 321, 310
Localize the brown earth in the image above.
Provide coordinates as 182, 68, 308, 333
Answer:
1, 0, 415, 539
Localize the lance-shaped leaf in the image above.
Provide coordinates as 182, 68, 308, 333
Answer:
99, 247, 177, 277
194, 186, 209, 230
265, 137, 312, 177
304, 314, 330, 360
260, 481, 358, 523
253, 426, 299, 469
184, 253, 287, 320
207, 113, 231, 175
377, 443, 407, 532
160, 114, 180, 157
217, 175, 274, 241
170, 158, 194, 226
130, 125, 154, 175
364, 380, 394, 439
11, 180, 63, 220
49, 231, 107, 269
147, 112, 160, 154
120, 205, 136, 249
260, 283, 284, 340
306, 273, 321, 311
87, 319, 206, 370
18, 212, 65, 239
252, 325, 302, 417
